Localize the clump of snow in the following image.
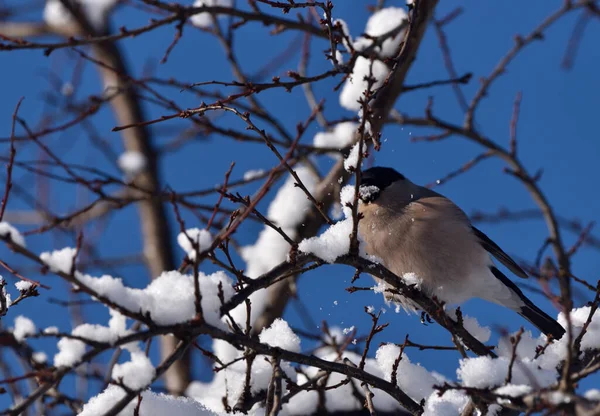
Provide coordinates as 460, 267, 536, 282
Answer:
299, 185, 376, 263
43, 0, 117, 31
79, 385, 216, 416
497, 330, 539, 361
334, 7, 407, 110
372, 283, 386, 294
259, 318, 301, 352
344, 141, 367, 172
44, 326, 59, 334
357, 184, 380, 201
112, 351, 156, 390
190, 338, 408, 415
15, 281, 33, 292
457, 355, 556, 389
0, 276, 10, 310
234, 166, 317, 325
559, 306, 600, 350
401, 272, 423, 288
40, 247, 76, 274
299, 218, 355, 263
423, 390, 470, 416
448, 308, 491, 343
54, 338, 87, 367
12, 315, 36, 342
189, 338, 298, 413
32, 352, 48, 364
313, 122, 358, 152
177, 228, 213, 260
376, 343, 437, 401
339, 184, 358, 217
118, 151, 147, 176
74, 270, 234, 327
494, 384, 532, 404
462, 315, 491, 343
332, 18, 352, 53
500, 306, 597, 372
339, 56, 389, 111
55, 310, 132, 367
285, 350, 403, 414
191, 0, 233, 28
585, 389, 600, 400
353, 7, 408, 57
243, 169, 265, 181
0, 222, 26, 247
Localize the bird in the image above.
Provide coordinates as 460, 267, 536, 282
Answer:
357, 166, 565, 339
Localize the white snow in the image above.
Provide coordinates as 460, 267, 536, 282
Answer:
558, 306, 600, 350
462, 315, 491, 343
112, 351, 156, 390
333, 18, 352, 53
584, 389, 600, 400
313, 122, 358, 152
187, 320, 301, 414
40, 247, 77, 274
299, 185, 376, 263
44, 326, 59, 334
492, 306, 599, 377
189, 328, 299, 414
13, 315, 36, 342
358, 184, 380, 201
43, 0, 117, 31
423, 389, 470, 416
342, 325, 355, 335
73, 270, 234, 327
284, 350, 403, 414
0, 276, 10, 310
299, 218, 355, 263
118, 151, 147, 176
339, 184, 357, 217
190, 0, 233, 28
376, 343, 437, 401
54, 337, 87, 367
353, 7, 408, 58
54, 310, 133, 367
177, 228, 213, 260
457, 355, 556, 389
0, 222, 26, 247
233, 166, 317, 326
448, 308, 491, 343
243, 169, 266, 181
259, 318, 301, 352
401, 272, 423, 288
15, 281, 33, 292
79, 385, 217, 416
494, 384, 532, 404
339, 57, 389, 111
344, 141, 367, 172
32, 351, 48, 364
496, 330, 539, 361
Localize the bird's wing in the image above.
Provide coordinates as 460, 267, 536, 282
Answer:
471, 226, 528, 278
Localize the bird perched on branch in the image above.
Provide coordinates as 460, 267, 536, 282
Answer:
357, 166, 565, 339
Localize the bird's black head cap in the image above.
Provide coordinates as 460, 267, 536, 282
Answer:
359, 167, 405, 203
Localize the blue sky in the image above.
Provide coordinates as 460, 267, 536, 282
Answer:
1, 0, 599, 410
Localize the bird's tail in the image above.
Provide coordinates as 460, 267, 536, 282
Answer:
518, 302, 565, 340
490, 266, 565, 339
